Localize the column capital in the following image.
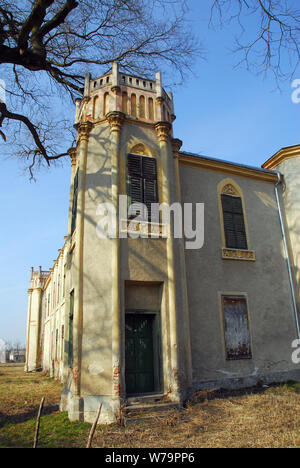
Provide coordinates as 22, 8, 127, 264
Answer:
68, 147, 77, 167
155, 121, 172, 143
172, 138, 183, 158
107, 111, 125, 133
75, 121, 93, 141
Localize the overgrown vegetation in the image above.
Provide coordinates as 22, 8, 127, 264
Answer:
0, 364, 299, 448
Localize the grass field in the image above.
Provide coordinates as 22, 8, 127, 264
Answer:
0, 363, 299, 448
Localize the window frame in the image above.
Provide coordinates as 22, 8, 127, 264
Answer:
219, 293, 253, 361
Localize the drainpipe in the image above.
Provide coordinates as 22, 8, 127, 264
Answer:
275, 172, 300, 339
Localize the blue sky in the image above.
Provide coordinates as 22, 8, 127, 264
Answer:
0, 1, 299, 345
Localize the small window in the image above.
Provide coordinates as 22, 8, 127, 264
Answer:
106, 76, 109, 83
221, 193, 248, 250
221, 295, 252, 360
136, 79, 139, 86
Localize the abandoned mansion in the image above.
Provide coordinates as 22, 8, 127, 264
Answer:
25, 63, 300, 424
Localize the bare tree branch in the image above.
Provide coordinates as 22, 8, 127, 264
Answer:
210, 0, 300, 81
0, 0, 201, 176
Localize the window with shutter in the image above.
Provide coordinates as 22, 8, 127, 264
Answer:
221, 194, 248, 250
127, 154, 159, 222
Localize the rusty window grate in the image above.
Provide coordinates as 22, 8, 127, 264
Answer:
222, 295, 252, 360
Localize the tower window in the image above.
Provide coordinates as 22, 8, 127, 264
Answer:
127, 154, 159, 222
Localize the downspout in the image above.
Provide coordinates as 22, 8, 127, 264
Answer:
275, 171, 300, 339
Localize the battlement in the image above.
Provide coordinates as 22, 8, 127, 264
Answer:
75, 62, 175, 125
30, 266, 50, 290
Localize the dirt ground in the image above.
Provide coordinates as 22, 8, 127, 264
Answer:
0, 363, 299, 448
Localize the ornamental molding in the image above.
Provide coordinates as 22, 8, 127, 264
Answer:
172, 138, 183, 158
155, 121, 172, 143
222, 184, 239, 197
75, 121, 93, 140
68, 147, 77, 167
107, 111, 125, 132
222, 248, 256, 262
119, 219, 168, 238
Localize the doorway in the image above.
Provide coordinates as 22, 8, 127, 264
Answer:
125, 312, 162, 396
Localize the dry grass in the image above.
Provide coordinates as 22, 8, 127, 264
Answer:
93, 385, 300, 448
0, 364, 299, 448
0, 363, 62, 428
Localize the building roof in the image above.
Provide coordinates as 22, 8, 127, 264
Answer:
262, 144, 300, 170
178, 151, 279, 183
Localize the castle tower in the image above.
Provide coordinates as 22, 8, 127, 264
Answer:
60, 63, 192, 423
25, 267, 50, 372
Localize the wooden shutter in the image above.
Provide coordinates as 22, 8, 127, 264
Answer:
127, 154, 143, 218
127, 154, 158, 221
221, 194, 247, 250
142, 157, 158, 221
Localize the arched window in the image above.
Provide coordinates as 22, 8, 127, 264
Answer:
148, 98, 154, 120
139, 95, 145, 118
122, 92, 128, 114
220, 182, 248, 250
103, 92, 109, 115
92, 95, 99, 119
131, 94, 137, 117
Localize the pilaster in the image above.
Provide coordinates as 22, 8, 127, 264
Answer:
107, 111, 125, 402
155, 122, 181, 402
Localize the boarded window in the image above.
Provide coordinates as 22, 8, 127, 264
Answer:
71, 169, 79, 235
222, 295, 252, 360
127, 154, 159, 222
221, 194, 248, 250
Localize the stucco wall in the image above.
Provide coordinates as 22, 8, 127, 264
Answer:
179, 163, 300, 387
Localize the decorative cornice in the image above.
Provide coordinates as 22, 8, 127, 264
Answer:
155, 121, 172, 143
172, 138, 183, 158
262, 144, 300, 170
222, 248, 256, 262
107, 111, 125, 133
179, 153, 278, 183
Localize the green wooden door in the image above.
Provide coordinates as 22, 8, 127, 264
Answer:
125, 314, 155, 395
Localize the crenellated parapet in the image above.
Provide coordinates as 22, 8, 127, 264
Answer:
74, 62, 175, 127
30, 266, 50, 290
